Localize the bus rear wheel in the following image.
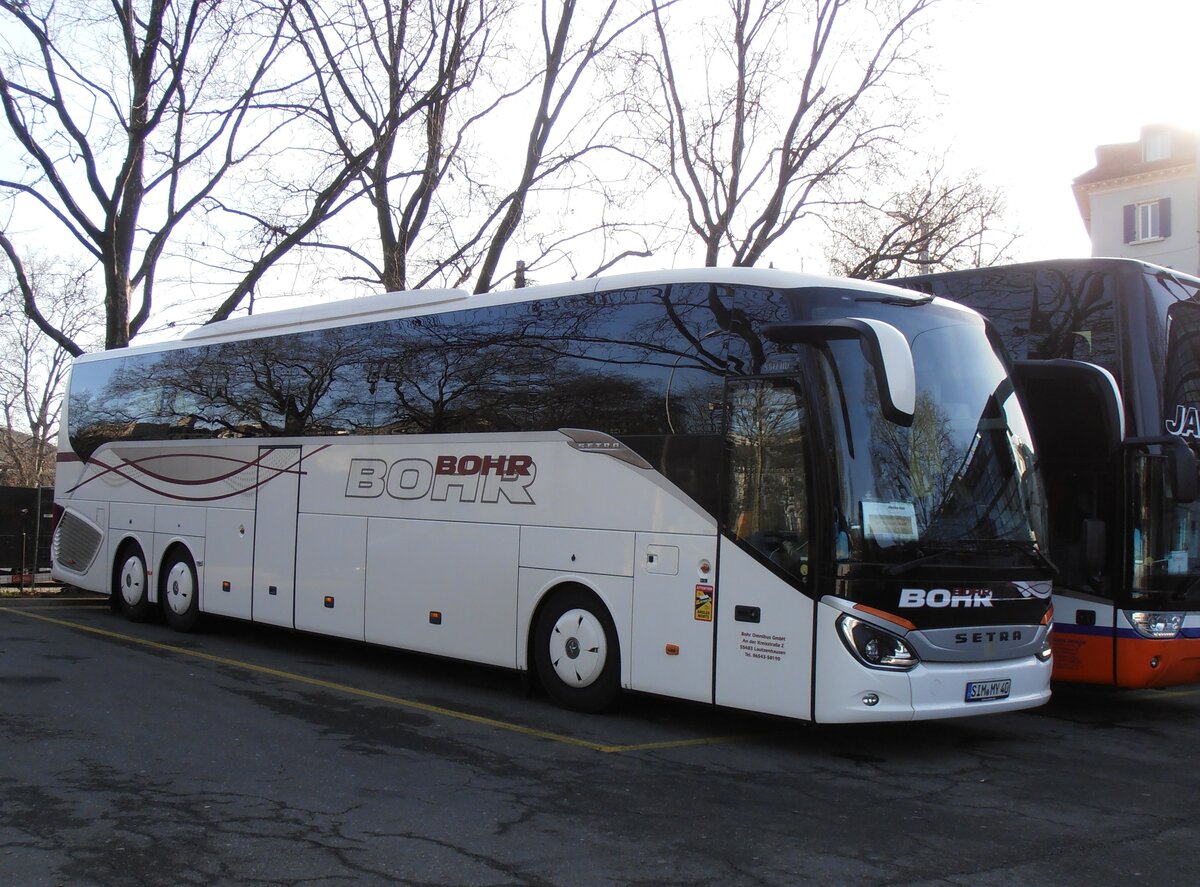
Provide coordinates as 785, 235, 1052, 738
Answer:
161, 548, 200, 633
533, 587, 620, 713
115, 544, 152, 623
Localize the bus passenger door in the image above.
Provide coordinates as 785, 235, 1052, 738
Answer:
714, 376, 815, 721
252, 446, 301, 628
631, 533, 717, 703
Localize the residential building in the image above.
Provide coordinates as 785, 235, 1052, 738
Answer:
1072, 124, 1199, 274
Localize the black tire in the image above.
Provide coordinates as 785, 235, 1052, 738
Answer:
533, 586, 620, 713
114, 543, 152, 623
160, 548, 200, 633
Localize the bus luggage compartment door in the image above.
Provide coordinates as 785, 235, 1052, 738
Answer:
252, 446, 301, 628
630, 533, 716, 703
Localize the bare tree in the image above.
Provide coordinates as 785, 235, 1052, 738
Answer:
0, 255, 97, 486
822, 162, 1017, 279
637, 0, 937, 267
210, 0, 661, 315
225, 0, 510, 306
0, 0, 292, 349
200, 0, 455, 322
471, 1, 656, 293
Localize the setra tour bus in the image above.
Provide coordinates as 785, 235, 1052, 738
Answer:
898, 258, 1200, 688
51, 268, 1053, 722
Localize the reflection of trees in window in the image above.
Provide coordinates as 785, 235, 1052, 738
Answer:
67, 281, 773, 464
179, 328, 373, 436
137, 328, 372, 438
727, 382, 806, 539
69, 360, 147, 458
870, 384, 1028, 542
78, 282, 981, 460
1025, 270, 1116, 370
371, 286, 733, 435
870, 390, 962, 532
1165, 302, 1200, 430
369, 312, 547, 433
725, 380, 809, 583
933, 267, 1118, 373
68, 328, 375, 457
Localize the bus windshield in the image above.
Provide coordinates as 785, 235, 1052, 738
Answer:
1131, 451, 1200, 603
819, 306, 1045, 570
1138, 268, 1200, 604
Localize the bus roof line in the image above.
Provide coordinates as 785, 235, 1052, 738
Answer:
80, 267, 922, 360
181, 287, 471, 343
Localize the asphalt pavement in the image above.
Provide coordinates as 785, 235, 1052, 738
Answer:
3, 591, 1199, 886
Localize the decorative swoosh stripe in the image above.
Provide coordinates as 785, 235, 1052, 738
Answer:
66, 445, 330, 502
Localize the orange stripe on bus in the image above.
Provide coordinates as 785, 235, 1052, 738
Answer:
1050, 631, 1113, 684
1114, 636, 1200, 689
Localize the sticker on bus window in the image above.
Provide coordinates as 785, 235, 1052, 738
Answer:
1169, 550, 1189, 575
694, 585, 713, 622
861, 501, 918, 547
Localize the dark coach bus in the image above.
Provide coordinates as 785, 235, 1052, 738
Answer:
898, 258, 1200, 688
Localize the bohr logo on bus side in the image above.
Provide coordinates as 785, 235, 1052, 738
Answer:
345, 455, 537, 504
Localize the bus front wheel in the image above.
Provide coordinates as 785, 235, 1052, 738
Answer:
533, 587, 620, 713
160, 548, 200, 633
115, 544, 152, 623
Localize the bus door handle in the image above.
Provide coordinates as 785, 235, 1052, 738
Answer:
735, 605, 761, 623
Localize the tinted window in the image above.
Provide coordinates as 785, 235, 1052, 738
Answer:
68, 284, 740, 483
1150, 272, 1200, 441
726, 377, 811, 587
904, 267, 1120, 377
364, 285, 731, 436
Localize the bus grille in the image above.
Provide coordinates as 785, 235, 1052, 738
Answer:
54, 511, 103, 573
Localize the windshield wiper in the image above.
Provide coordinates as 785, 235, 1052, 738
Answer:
961, 538, 1059, 576
883, 539, 1057, 577
1165, 571, 1200, 602
883, 546, 959, 576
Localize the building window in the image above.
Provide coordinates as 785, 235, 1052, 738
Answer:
1143, 130, 1172, 163
1139, 201, 1161, 239
1124, 198, 1172, 243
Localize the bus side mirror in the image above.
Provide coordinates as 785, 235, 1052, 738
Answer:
1083, 519, 1107, 575
1170, 443, 1198, 503
1123, 435, 1199, 504
761, 317, 915, 427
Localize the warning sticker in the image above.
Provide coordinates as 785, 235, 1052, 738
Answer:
694, 585, 713, 622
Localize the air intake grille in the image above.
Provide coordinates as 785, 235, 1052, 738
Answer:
53, 510, 103, 574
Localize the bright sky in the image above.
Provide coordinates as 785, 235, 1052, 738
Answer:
927, 0, 1200, 260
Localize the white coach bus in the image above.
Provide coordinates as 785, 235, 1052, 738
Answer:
51, 268, 1054, 723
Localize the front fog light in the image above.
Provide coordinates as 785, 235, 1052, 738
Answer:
1129, 611, 1184, 640
837, 615, 918, 671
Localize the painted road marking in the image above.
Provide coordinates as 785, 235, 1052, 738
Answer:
2, 605, 755, 754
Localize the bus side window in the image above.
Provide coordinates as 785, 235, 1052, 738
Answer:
725, 378, 811, 584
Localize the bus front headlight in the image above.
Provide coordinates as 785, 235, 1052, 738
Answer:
837, 615, 918, 671
1128, 611, 1185, 640
1037, 624, 1053, 662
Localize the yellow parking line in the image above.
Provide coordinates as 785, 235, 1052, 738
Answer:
3, 607, 753, 754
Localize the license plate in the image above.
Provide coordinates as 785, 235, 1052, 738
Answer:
964, 679, 1011, 702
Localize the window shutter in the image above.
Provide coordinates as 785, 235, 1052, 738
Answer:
1160, 198, 1171, 237
1123, 204, 1135, 243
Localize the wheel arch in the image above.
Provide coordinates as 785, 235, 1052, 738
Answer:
153, 535, 205, 608
524, 576, 627, 681
157, 540, 198, 593
110, 533, 148, 597
159, 540, 202, 632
